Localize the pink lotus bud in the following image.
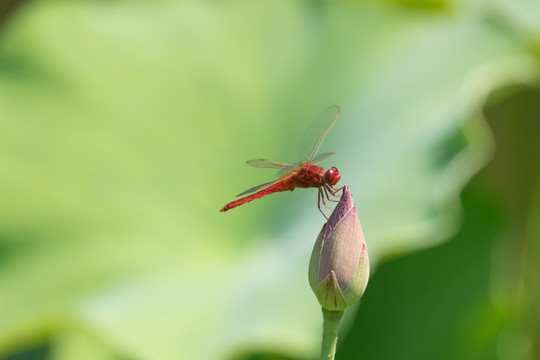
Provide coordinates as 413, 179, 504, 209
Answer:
308, 186, 369, 311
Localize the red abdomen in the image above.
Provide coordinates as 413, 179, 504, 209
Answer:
219, 164, 325, 212
219, 181, 290, 212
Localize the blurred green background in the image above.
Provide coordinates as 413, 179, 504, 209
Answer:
0, 0, 539, 359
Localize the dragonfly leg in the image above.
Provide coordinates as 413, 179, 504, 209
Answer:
327, 185, 344, 196
323, 185, 340, 202
325, 184, 346, 206
319, 187, 333, 212
317, 187, 329, 220
324, 185, 343, 202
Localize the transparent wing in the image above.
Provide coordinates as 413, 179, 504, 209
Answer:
277, 165, 300, 176
241, 106, 339, 187
235, 178, 283, 197
246, 159, 297, 170
300, 105, 340, 163
311, 152, 335, 165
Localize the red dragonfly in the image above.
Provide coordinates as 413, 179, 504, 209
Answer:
220, 105, 342, 217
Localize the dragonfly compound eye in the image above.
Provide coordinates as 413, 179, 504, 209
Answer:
324, 167, 341, 185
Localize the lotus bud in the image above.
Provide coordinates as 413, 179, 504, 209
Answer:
308, 185, 369, 311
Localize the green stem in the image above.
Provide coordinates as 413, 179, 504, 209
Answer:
320, 308, 344, 360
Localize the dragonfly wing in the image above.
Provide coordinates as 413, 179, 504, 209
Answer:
311, 152, 335, 165
246, 159, 296, 170
277, 168, 294, 176
300, 105, 340, 164
235, 178, 283, 197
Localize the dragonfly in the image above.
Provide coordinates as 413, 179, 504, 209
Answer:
220, 105, 343, 217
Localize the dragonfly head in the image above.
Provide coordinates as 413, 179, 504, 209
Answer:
324, 167, 341, 186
